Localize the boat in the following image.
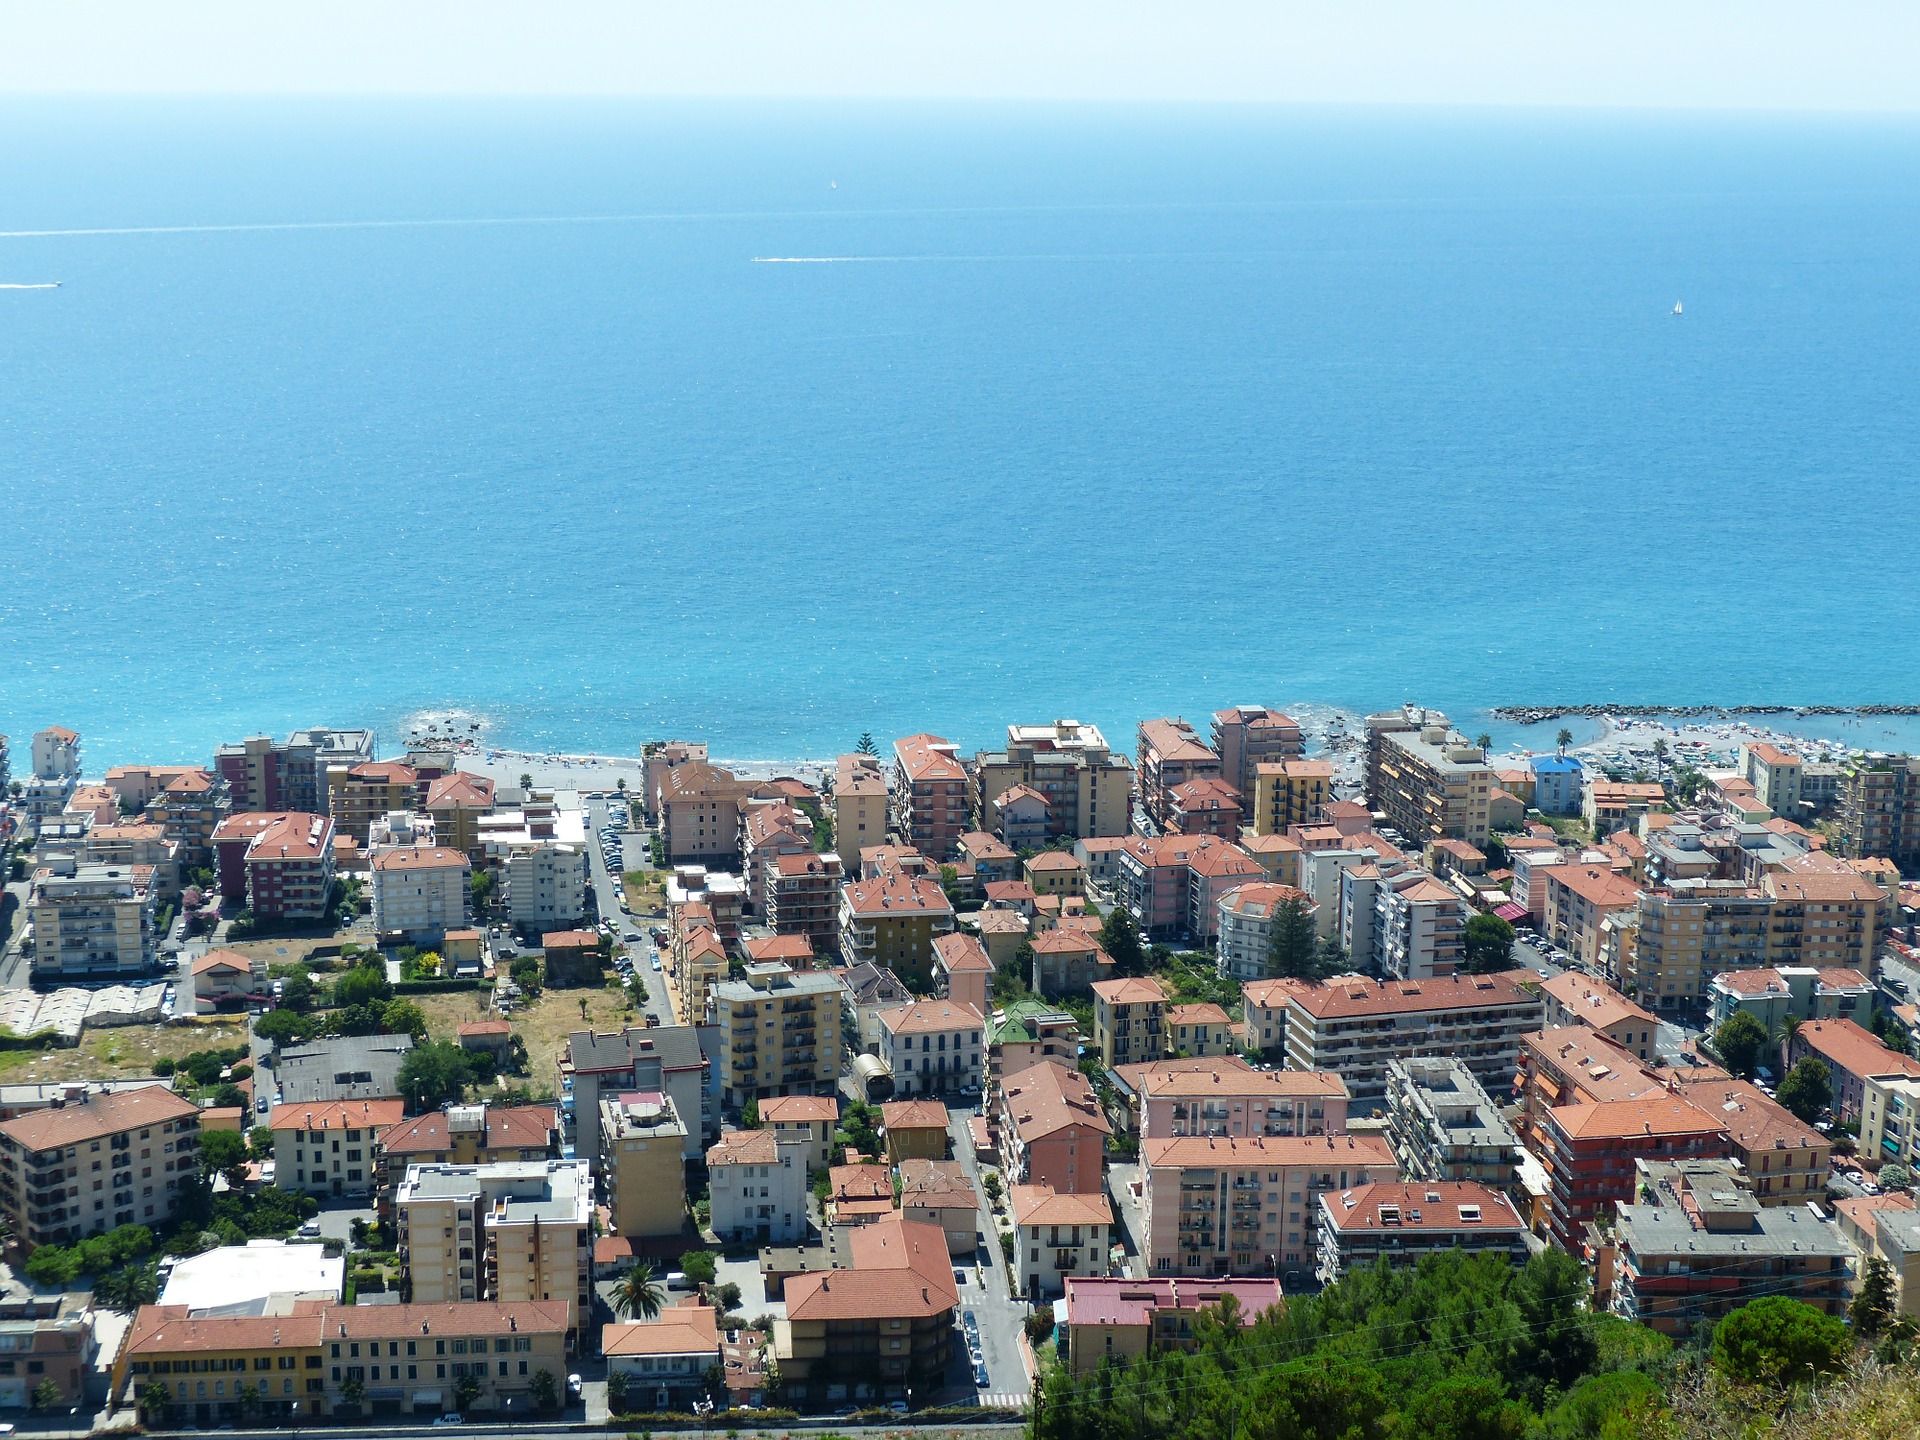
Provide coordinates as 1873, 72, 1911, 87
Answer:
1671, 300, 1683, 316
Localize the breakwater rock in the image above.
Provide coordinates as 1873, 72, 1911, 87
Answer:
1493, 703, 1920, 724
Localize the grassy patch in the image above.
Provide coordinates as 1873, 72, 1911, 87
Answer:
412, 987, 636, 1100
2, 1019, 248, 1084
621, 870, 668, 914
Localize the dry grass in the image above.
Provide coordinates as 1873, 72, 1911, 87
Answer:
0, 1018, 249, 1083
413, 983, 639, 1100
621, 870, 669, 915
218, 932, 359, 971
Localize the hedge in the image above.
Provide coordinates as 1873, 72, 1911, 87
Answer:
393, 978, 487, 995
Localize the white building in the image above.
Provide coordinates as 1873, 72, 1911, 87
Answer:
32, 726, 81, 782
1215, 882, 1315, 982
1010, 1184, 1113, 1301
705, 1127, 808, 1244
27, 856, 157, 982
878, 999, 986, 1098
508, 841, 588, 930
1373, 872, 1468, 980
370, 844, 470, 943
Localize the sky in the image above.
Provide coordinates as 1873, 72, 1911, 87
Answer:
1, 1, 1917, 110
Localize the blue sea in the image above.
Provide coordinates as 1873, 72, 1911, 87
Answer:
3, 100, 1919, 767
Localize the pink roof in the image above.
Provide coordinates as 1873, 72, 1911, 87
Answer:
1063, 1277, 1283, 1328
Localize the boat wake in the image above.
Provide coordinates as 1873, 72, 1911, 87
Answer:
0, 281, 60, 289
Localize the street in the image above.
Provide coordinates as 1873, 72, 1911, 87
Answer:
945, 1104, 1035, 1411
581, 793, 673, 1021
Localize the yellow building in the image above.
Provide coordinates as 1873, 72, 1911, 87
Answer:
1091, 976, 1169, 1069
393, 1159, 593, 1349
971, 720, 1134, 842
326, 760, 420, 844
0, 1087, 203, 1248
1364, 713, 1493, 847
597, 1092, 688, 1240
378, 1103, 558, 1196
837, 867, 955, 989
672, 924, 727, 1024
115, 1307, 326, 1424
1251, 760, 1333, 836
425, 771, 497, 859
1025, 851, 1086, 897
831, 753, 890, 870
1165, 1003, 1233, 1058
712, 964, 844, 1108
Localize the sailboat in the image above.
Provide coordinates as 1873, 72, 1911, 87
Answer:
1671, 300, 1683, 316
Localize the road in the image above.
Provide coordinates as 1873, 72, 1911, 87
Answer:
946, 1104, 1034, 1411
582, 794, 672, 1021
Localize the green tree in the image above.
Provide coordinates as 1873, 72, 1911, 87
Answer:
1315, 934, 1350, 975
32, 1378, 64, 1411
679, 1249, 717, 1287
278, 970, 315, 1013
381, 998, 429, 1040
1398, 1374, 1527, 1440
1851, 1254, 1899, 1339
1712, 1010, 1771, 1080
340, 1376, 367, 1413
94, 1260, 161, 1313
1544, 1372, 1663, 1440
1880, 1162, 1914, 1192
332, 959, 392, 1008
530, 1368, 558, 1409
137, 1379, 172, 1422
452, 1374, 479, 1413
395, 1041, 474, 1112
1474, 733, 1494, 752
1775, 1056, 1833, 1124
247, 1124, 273, 1160
1557, 727, 1574, 753
255, 1007, 315, 1046
198, 1128, 251, 1187
1265, 894, 1319, 979
739, 1098, 761, 1128
856, 732, 877, 756
1463, 913, 1516, 973
1098, 904, 1145, 975
1711, 1296, 1850, 1388
611, 1260, 665, 1321
605, 1369, 630, 1415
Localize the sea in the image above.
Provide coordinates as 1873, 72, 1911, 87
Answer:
4, 99, 1919, 769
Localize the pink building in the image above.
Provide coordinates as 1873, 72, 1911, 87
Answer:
1116, 1056, 1350, 1141
932, 932, 994, 1017
1165, 778, 1244, 839
1136, 719, 1222, 832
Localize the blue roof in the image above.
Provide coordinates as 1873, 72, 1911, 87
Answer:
1529, 754, 1583, 775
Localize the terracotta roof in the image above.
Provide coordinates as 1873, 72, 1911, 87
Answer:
1541, 973, 1656, 1032
880, 1000, 984, 1037
842, 869, 953, 917
707, 1128, 779, 1166
457, 1020, 512, 1038
1169, 778, 1243, 810
1029, 929, 1101, 956
959, 831, 1018, 861
1128, 1059, 1347, 1101
881, 1098, 951, 1132
191, 948, 256, 977
1794, 1020, 1920, 1081
1548, 865, 1641, 908
1063, 1277, 1282, 1328
270, 1099, 406, 1134
121, 1305, 326, 1358
1281, 970, 1538, 1020
39, 725, 79, 742
370, 844, 467, 872
744, 934, 815, 964
1766, 859, 1883, 904
985, 880, 1037, 904
1746, 743, 1802, 767
425, 771, 496, 810
543, 929, 600, 949
829, 1163, 894, 1201
1183, 839, 1265, 880
1092, 976, 1169, 1006
1002, 1060, 1110, 1141
972, 909, 1029, 935
1144, 1133, 1395, 1169
1168, 1003, 1231, 1026
1138, 719, 1217, 764
773, 851, 838, 878
894, 733, 966, 783
0, 1086, 198, 1152
381, 1104, 556, 1155
899, 1158, 979, 1204
603, 1307, 720, 1357
932, 932, 995, 973
1027, 850, 1085, 872
1546, 1096, 1725, 1142
758, 1095, 839, 1124
785, 1215, 957, 1321
1321, 1181, 1525, 1235
1011, 1183, 1113, 1228
995, 783, 1049, 809
347, 761, 419, 785
329, 1300, 569, 1340
1670, 1076, 1826, 1155
1218, 882, 1312, 919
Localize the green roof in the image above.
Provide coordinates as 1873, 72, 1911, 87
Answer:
987, 998, 1074, 1045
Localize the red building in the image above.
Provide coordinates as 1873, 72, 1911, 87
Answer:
1165, 778, 1244, 839
241, 812, 336, 921
1540, 1096, 1731, 1250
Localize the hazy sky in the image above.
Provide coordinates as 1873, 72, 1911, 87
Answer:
2, 1, 1917, 110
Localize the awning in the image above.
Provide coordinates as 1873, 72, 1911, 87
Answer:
411, 1392, 444, 1407
1493, 903, 1528, 922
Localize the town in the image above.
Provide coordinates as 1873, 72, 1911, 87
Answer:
0, 706, 1918, 1432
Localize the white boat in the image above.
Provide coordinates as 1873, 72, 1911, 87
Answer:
1671, 300, 1683, 315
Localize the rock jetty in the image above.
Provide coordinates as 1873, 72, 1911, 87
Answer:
1494, 703, 1920, 724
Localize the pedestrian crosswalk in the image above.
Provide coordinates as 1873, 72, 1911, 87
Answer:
977, 1393, 1029, 1411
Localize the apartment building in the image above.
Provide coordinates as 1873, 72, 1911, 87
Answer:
1164, 779, 1243, 839
1585, 781, 1668, 837
1215, 882, 1315, 983
1787, 1019, 1920, 1125
1384, 1057, 1520, 1188
0, 1087, 201, 1248
0, 1294, 94, 1409
603, 1307, 722, 1411
216, 727, 372, 817
1165, 1003, 1232, 1057
559, 1025, 710, 1163
971, 720, 1133, 842
672, 923, 726, 1024
377, 1103, 559, 1193
882, 1098, 950, 1162
1741, 743, 1805, 816
1538, 1097, 1730, 1250
1374, 871, 1468, 980
1529, 754, 1584, 816
1140, 1133, 1394, 1278
1059, 1277, 1283, 1376
1211, 707, 1305, 801
987, 1000, 1081, 1091
1542, 865, 1641, 970
1136, 719, 1222, 832
270, 1099, 405, 1198
999, 1059, 1109, 1195
1837, 753, 1920, 866
1249, 759, 1334, 836
1506, 845, 1567, 921
1120, 1056, 1349, 1142
898, 1158, 980, 1254
1112, 833, 1263, 941
739, 803, 813, 920
1091, 976, 1170, 1069
505, 840, 588, 932
878, 999, 984, 1099
658, 761, 756, 867
144, 768, 230, 870
767, 851, 844, 950
27, 857, 157, 982
1707, 966, 1873, 1033
236, 811, 337, 922
890, 733, 969, 860
1028, 929, 1114, 999
704, 1125, 804, 1243
370, 845, 470, 944
597, 1093, 688, 1240
30, 726, 80, 782
1540, 972, 1659, 1064
830, 753, 890, 869
1364, 709, 1493, 847
1670, 1073, 1830, 1206
756, 1094, 839, 1175
1279, 970, 1545, 1101
1612, 1159, 1849, 1336
327, 762, 419, 844
836, 866, 954, 988
82, 822, 181, 901
712, 964, 844, 1108
1316, 1181, 1528, 1284
1012, 1185, 1113, 1300
393, 1159, 593, 1348
932, 932, 994, 1017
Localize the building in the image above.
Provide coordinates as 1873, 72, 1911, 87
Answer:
1316, 1181, 1528, 1284
1277, 970, 1545, 1101
877, 999, 985, 1099
26, 856, 157, 982
1542, 865, 1641, 971
899, 1159, 981, 1255
393, 1159, 593, 1347
998, 1060, 1109, 1195
1165, 1003, 1232, 1057
560, 1025, 710, 1163
369, 845, 470, 944
1250, 759, 1334, 837
712, 964, 844, 1107
672, 921, 727, 1026
0, 1294, 93, 1409
739, 803, 814, 921
1091, 976, 1170, 1069
1787, 1019, 1920, 1125
837, 867, 955, 989
1365, 709, 1493, 847
216, 727, 373, 817
766, 851, 845, 951
1211, 707, 1305, 801
987, 1000, 1082, 1091
272, 1034, 414, 1105
1670, 1074, 1830, 1206
505, 841, 589, 933
1836, 754, 1920, 866
1585, 781, 1669, 837
377, 1103, 558, 1193
1612, 1159, 1850, 1336
932, 932, 994, 1018
326, 761, 420, 844
1121, 1056, 1349, 1142
971, 720, 1133, 843
1706, 965, 1875, 1033
1012, 1185, 1113, 1299
1136, 719, 1222, 832
597, 1093, 689, 1239
1112, 833, 1255, 940
837, 960, 914, 1055
0, 1087, 201, 1247
1374, 871, 1469, 980
423, 772, 496, 860
1538, 1097, 1730, 1250
827, 1162, 896, 1226
234, 811, 337, 922
1384, 1057, 1521, 1188
1540, 973, 1659, 1064
830, 753, 890, 870
1141, 1133, 1395, 1278
1060, 1277, 1283, 1376
1215, 882, 1314, 983
540, 930, 607, 989
270, 1099, 406, 1198
1028, 929, 1114, 999
890, 733, 969, 860
1164, 778, 1244, 839
603, 1307, 722, 1411
881, 1099, 951, 1163
775, 1214, 957, 1407
656, 761, 755, 868
191, 948, 267, 1011
30, 726, 80, 782
756, 1095, 839, 1175
1742, 744, 1805, 817
82, 821, 182, 900
707, 1126, 808, 1245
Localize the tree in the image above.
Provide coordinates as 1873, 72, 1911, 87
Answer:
1315, 935, 1349, 976
1398, 1374, 1527, 1440
381, 998, 429, 1040
451, 1374, 479, 1413
611, 1260, 665, 1321
340, 1376, 367, 1413
530, 1369, 558, 1410
1711, 1296, 1850, 1387
94, 1258, 161, 1313
1880, 1162, 1914, 1192
1851, 1254, 1899, 1339
137, 1379, 172, 1422
1464, 913, 1516, 974
1775, 1056, 1833, 1124
332, 959, 392, 1008
278, 970, 315, 1013
1474, 733, 1494, 753
518, 772, 533, 789
1556, 727, 1573, 753
1099, 905, 1145, 975
27, 1378, 61, 1412
1265, 894, 1319, 979
714, 1280, 743, 1313
1712, 1010, 1770, 1080
255, 1007, 315, 1046
469, 869, 496, 909
679, 1249, 717, 1287
739, 1099, 761, 1129
856, 732, 877, 756
198, 1128, 251, 1187
247, 1124, 273, 1160
605, 1369, 630, 1415
395, 1041, 474, 1112
702, 1361, 728, 1407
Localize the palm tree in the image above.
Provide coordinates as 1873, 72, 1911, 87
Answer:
1474, 733, 1493, 753
611, 1260, 664, 1321
1556, 727, 1573, 754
